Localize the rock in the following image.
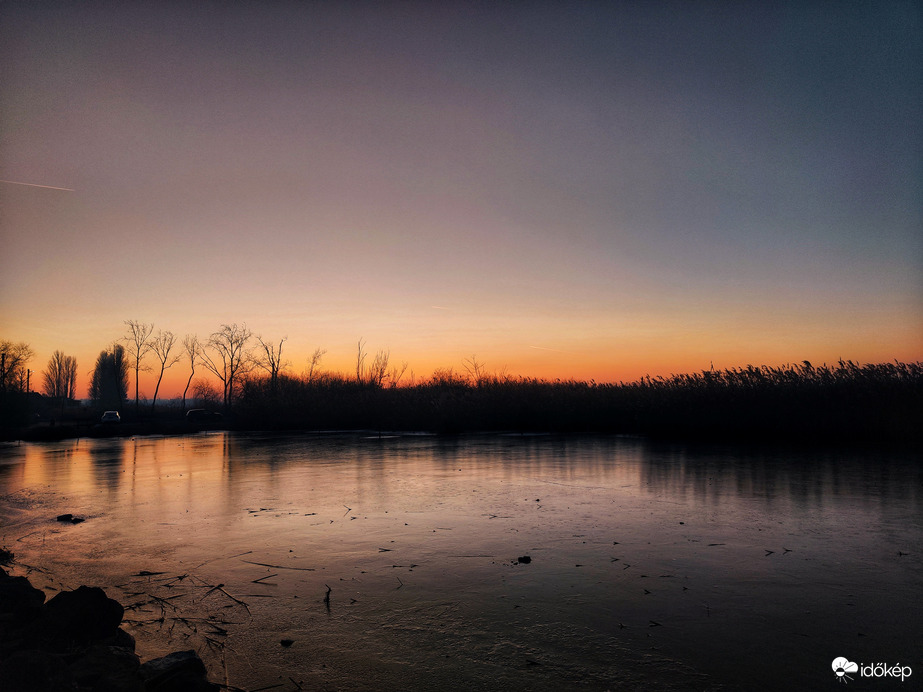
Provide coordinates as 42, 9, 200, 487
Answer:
280, 638, 294, 647
0, 568, 46, 620
55, 514, 84, 524
40, 585, 124, 648
68, 644, 142, 692
107, 626, 137, 652
517, 555, 532, 564
140, 650, 218, 692
0, 568, 46, 661
2, 573, 217, 692
56, 514, 73, 522
0, 648, 72, 692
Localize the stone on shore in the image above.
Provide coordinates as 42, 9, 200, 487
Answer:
0, 649, 72, 692
0, 569, 46, 619
40, 584, 125, 649
140, 650, 219, 692
0, 567, 218, 692
69, 644, 142, 691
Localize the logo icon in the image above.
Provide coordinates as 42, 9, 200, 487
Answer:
833, 657, 859, 683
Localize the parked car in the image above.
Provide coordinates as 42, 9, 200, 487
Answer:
186, 409, 222, 424
100, 411, 121, 424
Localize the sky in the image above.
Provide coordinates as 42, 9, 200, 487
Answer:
1, 1, 921, 400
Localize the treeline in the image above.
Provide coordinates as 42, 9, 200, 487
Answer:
1, 321, 274, 418
3, 330, 921, 447
234, 360, 923, 448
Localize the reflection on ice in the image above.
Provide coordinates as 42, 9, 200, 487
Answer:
0, 433, 920, 691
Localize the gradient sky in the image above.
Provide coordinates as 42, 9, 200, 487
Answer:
2, 1, 921, 399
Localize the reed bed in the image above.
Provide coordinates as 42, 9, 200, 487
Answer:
235, 360, 922, 447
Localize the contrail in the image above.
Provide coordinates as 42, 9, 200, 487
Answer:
529, 345, 567, 353
0, 179, 75, 192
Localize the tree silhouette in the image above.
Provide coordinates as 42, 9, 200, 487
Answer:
191, 378, 220, 409
367, 349, 390, 387
305, 347, 327, 384
181, 335, 201, 413
42, 351, 77, 414
150, 330, 181, 412
0, 340, 34, 393
90, 344, 129, 411
388, 360, 409, 388
123, 320, 154, 412
255, 335, 287, 391
462, 355, 487, 386
355, 338, 367, 383
200, 324, 252, 409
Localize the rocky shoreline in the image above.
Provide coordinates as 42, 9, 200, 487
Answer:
0, 566, 218, 692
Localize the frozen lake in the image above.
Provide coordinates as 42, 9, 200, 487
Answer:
0, 433, 920, 691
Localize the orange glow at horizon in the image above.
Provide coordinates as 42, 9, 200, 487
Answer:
38, 324, 922, 403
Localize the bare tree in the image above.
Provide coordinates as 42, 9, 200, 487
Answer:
200, 323, 253, 409
367, 349, 391, 387
150, 330, 181, 412
355, 342, 403, 388
355, 338, 367, 383
255, 335, 288, 390
42, 351, 77, 414
181, 335, 201, 413
388, 360, 409, 388
123, 320, 154, 412
305, 347, 327, 384
462, 354, 487, 386
42, 351, 77, 399
0, 340, 35, 393
191, 378, 221, 409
